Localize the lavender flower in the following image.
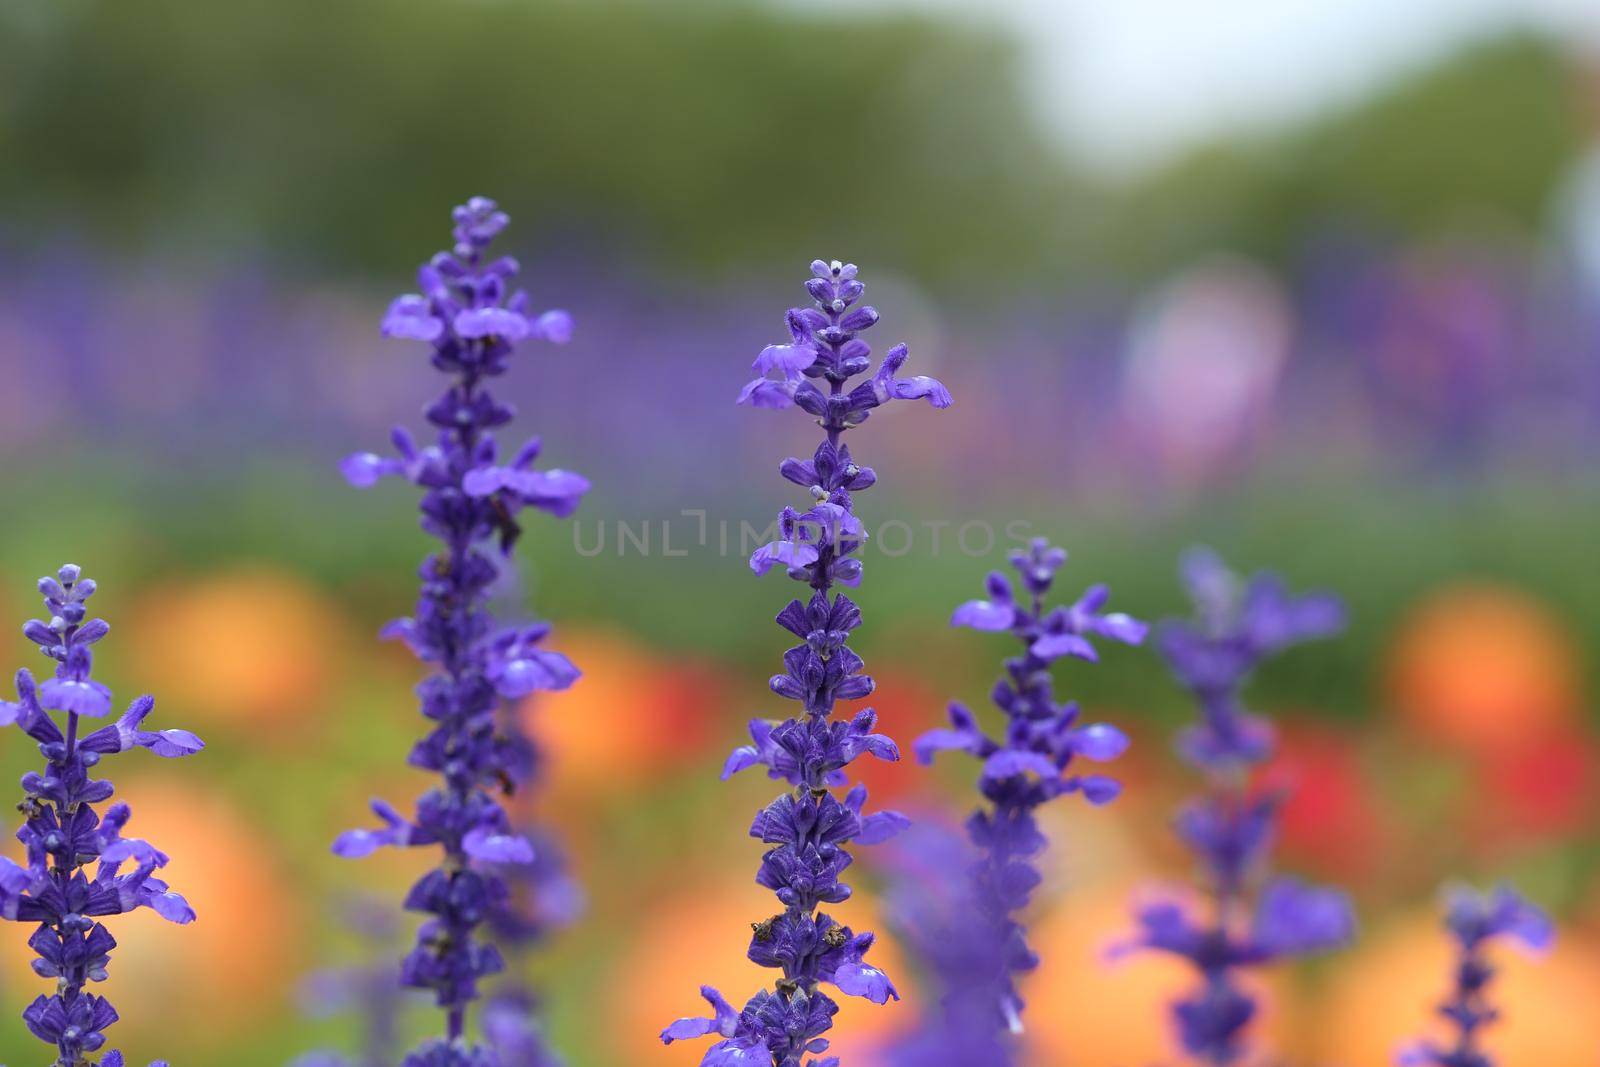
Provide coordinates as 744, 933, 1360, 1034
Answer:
1398, 886, 1552, 1067
912, 540, 1146, 1049
877, 824, 1022, 1067
662, 259, 950, 1067
333, 197, 587, 1064
0, 565, 202, 1067
1121, 548, 1352, 1065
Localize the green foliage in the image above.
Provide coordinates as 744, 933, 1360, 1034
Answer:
0, 0, 1068, 284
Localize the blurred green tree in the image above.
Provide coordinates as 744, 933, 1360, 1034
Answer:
0, 0, 1075, 285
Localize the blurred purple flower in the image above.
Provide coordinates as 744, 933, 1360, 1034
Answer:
1159, 547, 1345, 769
878, 825, 1023, 1067
1, 566, 202, 1067
1397, 885, 1552, 1067
1128, 549, 1351, 1065
913, 539, 1145, 1049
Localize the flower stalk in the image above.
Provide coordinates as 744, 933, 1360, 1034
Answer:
663, 259, 950, 1067
911, 539, 1146, 1057
333, 197, 587, 1065
1, 565, 203, 1067
1125, 549, 1354, 1065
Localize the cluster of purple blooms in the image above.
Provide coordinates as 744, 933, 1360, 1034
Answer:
660, 260, 949, 1067
1399, 886, 1553, 1067
0, 566, 203, 1067
1120, 548, 1354, 1064
910, 540, 1145, 1054
332, 197, 588, 1065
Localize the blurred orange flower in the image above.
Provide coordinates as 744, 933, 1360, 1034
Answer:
122, 567, 350, 735
1386, 583, 1583, 753
517, 627, 720, 796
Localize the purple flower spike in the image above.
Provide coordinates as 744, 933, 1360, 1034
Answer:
1160, 548, 1345, 770
669, 261, 948, 1067
331, 199, 584, 1062
1400, 885, 1552, 1067
1128, 550, 1351, 1066
910, 539, 1144, 1053
1, 566, 201, 1065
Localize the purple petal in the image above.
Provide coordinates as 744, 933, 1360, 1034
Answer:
704, 1040, 772, 1067
380, 295, 444, 341
493, 651, 581, 698
1031, 632, 1097, 662
1490, 886, 1554, 952
912, 727, 980, 765
331, 830, 383, 859
0, 857, 36, 896
856, 810, 911, 846
339, 452, 400, 489
1094, 612, 1150, 645
736, 378, 796, 409
461, 467, 512, 496
1072, 723, 1130, 762
101, 838, 163, 865
463, 827, 535, 864
1075, 775, 1122, 805
749, 540, 819, 576
533, 309, 573, 343
660, 1017, 715, 1042
950, 599, 1016, 632
983, 749, 1059, 781
833, 961, 899, 1003
38, 678, 112, 718
470, 467, 590, 518
720, 745, 761, 780
859, 733, 899, 762
136, 728, 205, 759
76, 618, 110, 644
754, 343, 819, 378
889, 375, 953, 408
453, 306, 530, 340
148, 889, 196, 924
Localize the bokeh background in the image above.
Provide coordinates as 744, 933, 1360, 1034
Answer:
2, 0, 1600, 1063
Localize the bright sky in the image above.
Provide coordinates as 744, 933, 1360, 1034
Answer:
785, 0, 1600, 171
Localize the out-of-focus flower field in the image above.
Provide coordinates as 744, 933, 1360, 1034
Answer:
2, 2, 1599, 1064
